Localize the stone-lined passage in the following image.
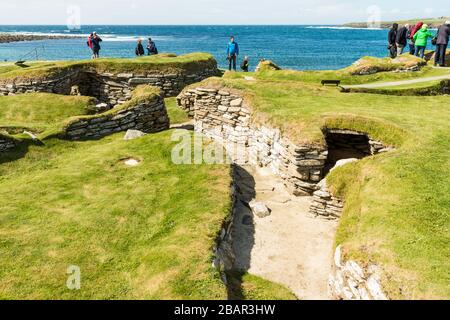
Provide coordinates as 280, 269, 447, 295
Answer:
177, 87, 329, 196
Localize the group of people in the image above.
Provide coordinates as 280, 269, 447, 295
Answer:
87, 32, 102, 59
87, 33, 251, 71
226, 36, 249, 72
388, 20, 450, 67
135, 38, 158, 56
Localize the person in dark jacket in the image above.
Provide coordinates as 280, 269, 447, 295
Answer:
406, 25, 415, 55
147, 38, 158, 55
227, 36, 239, 71
435, 21, 450, 67
241, 56, 249, 72
91, 32, 102, 59
135, 39, 145, 56
396, 24, 409, 56
388, 23, 399, 58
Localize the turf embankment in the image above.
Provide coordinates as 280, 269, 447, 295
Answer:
191, 68, 450, 299
39, 85, 165, 141
0, 93, 95, 134
0, 53, 217, 82
0, 130, 295, 300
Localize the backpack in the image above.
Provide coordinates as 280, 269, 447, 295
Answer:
431, 37, 437, 46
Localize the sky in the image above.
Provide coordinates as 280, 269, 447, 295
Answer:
0, 0, 449, 25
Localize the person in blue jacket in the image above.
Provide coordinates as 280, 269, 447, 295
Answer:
227, 36, 239, 71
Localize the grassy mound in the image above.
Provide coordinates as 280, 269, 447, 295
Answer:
345, 55, 427, 75
255, 60, 282, 72
0, 53, 217, 82
0, 93, 95, 134
190, 68, 450, 299
38, 85, 162, 140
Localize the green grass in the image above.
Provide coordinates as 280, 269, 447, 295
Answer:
0, 131, 232, 299
194, 68, 450, 299
224, 65, 450, 87
226, 272, 297, 300
0, 93, 94, 134
165, 97, 190, 124
0, 114, 294, 300
347, 80, 448, 96
0, 53, 216, 82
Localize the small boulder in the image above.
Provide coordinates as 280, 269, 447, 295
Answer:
249, 200, 271, 218
95, 103, 110, 113
124, 130, 146, 141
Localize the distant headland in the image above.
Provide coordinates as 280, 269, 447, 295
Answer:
0, 33, 83, 44
343, 16, 450, 29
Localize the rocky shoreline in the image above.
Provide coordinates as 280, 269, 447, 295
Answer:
0, 33, 83, 44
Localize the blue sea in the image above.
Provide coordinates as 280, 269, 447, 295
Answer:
0, 25, 430, 71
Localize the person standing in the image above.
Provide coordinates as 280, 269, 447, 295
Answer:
406, 25, 415, 55
413, 24, 435, 59
388, 23, 398, 58
409, 22, 424, 56
227, 36, 239, 71
87, 33, 94, 59
147, 38, 158, 55
396, 24, 409, 56
435, 21, 450, 67
135, 39, 145, 56
91, 32, 102, 59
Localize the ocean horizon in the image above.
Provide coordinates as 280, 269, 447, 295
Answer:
0, 25, 436, 70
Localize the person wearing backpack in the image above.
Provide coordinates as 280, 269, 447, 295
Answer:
435, 21, 450, 67
147, 38, 158, 55
413, 24, 435, 59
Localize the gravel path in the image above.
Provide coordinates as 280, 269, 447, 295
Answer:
232, 165, 338, 300
343, 72, 450, 89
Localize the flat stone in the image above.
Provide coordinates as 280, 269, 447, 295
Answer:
124, 129, 147, 141
124, 158, 141, 167
249, 200, 271, 218
230, 98, 243, 107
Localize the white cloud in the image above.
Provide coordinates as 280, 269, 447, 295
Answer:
0, 0, 446, 25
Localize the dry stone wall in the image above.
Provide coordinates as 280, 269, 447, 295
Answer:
0, 67, 218, 107
178, 87, 328, 196
64, 94, 169, 140
0, 135, 17, 152
329, 246, 388, 300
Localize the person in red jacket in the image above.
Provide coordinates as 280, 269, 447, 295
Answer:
87, 33, 94, 59
408, 22, 423, 55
